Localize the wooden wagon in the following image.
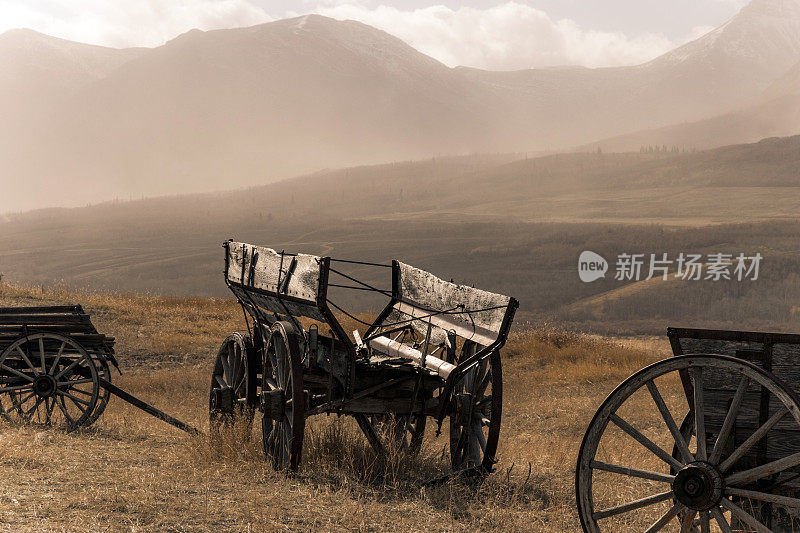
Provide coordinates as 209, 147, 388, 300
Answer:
209, 240, 518, 473
577, 327, 800, 532
0, 306, 196, 432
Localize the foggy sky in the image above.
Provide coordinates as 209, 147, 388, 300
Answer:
0, 0, 743, 69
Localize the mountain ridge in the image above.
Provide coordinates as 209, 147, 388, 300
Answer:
3, 4, 800, 213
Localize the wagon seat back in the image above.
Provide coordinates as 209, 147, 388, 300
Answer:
225, 241, 356, 348
365, 261, 518, 379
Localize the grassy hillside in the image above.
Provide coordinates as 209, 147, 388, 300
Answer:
0, 284, 663, 531
4, 139, 800, 334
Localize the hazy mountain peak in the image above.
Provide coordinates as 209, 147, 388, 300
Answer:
655, 0, 800, 75
0, 28, 44, 39
742, 0, 800, 16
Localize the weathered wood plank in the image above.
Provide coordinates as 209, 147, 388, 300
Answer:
0, 306, 82, 315
226, 241, 321, 302
703, 391, 799, 431
229, 285, 326, 322
0, 324, 98, 334
395, 262, 511, 346
0, 314, 93, 326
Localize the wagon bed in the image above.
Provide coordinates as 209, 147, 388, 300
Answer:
0, 305, 116, 357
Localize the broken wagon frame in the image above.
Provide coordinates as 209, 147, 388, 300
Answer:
209, 240, 518, 473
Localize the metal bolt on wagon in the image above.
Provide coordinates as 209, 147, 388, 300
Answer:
209, 240, 518, 474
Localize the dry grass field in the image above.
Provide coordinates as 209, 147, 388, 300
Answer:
0, 283, 683, 532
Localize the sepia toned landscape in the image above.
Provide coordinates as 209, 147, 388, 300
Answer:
3, 0, 800, 531
0, 283, 661, 531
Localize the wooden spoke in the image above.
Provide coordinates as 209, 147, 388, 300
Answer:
678, 508, 696, 533
38, 338, 46, 372
719, 407, 790, 473
57, 378, 94, 386
645, 503, 683, 533
590, 460, 675, 483
57, 390, 90, 411
23, 396, 44, 421
55, 396, 77, 425
609, 413, 684, 471
0, 364, 34, 382
45, 397, 54, 424
453, 424, 468, 460
698, 511, 710, 533
9, 391, 36, 412
476, 395, 493, 409
718, 497, 770, 533
54, 353, 89, 380
14, 345, 37, 372
726, 449, 800, 486
726, 486, 800, 509
234, 371, 246, 394
646, 379, 693, 464
593, 490, 674, 520
48, 341, 67, 376
709, 376, 749, 464
474, 369, 491, 399
690, 367, 707, 461
221, 346, 232, 384
710, 507, 733, 533
0, 384, 34, 393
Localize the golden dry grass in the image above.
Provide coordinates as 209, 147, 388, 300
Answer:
0, 283, 671, 532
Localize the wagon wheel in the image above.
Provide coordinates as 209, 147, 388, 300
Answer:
366, 413, 427, 455
0, 333, 99, 430
209, 333, 257, 438
449, 351, 502, 473
577, 354, 800, 532
85, 356, 112, 425
261, 322, 305, 471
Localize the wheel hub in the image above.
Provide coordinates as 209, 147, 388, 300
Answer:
210, 386, 235, 414
261, 389, 285, 420
33, 374, 57, 398
672, 461, 723, 511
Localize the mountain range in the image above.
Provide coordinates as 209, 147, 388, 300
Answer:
3, 0, 800, 213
